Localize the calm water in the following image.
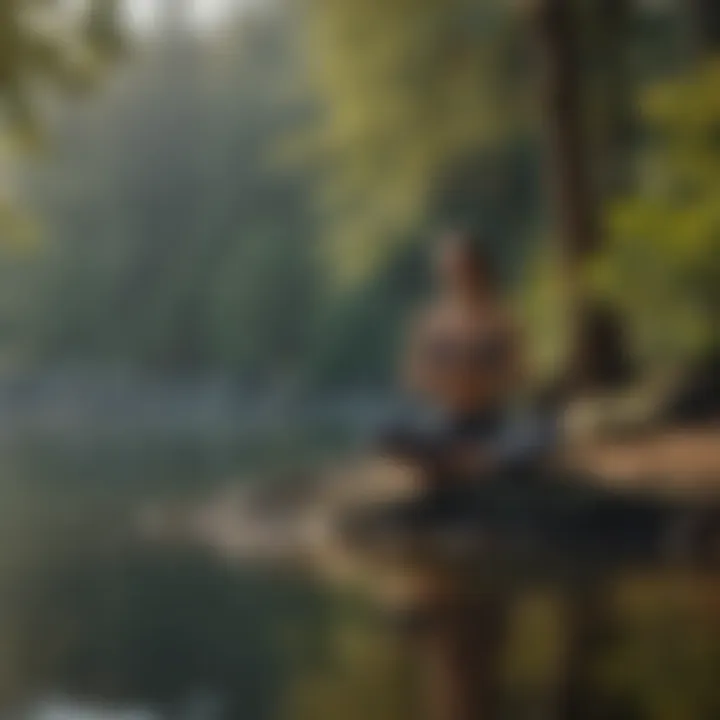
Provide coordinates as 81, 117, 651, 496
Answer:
0, 438, 717, 720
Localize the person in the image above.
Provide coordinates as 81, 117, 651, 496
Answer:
382, 230, 552, 487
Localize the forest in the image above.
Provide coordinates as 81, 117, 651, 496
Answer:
0, 4, 719, 720
0, 0, 718, 401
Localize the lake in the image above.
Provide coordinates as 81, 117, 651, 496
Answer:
0, 436, 717, 720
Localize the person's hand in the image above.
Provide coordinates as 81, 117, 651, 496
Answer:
380, 428, 427, 461
447, 443, 496, 477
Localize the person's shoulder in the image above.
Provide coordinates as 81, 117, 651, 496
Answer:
486, 302, 518, 333
409, 302, 446, 333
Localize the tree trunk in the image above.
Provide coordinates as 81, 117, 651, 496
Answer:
689, 0, 720, 52
418, 581, 507, 720
596, 0, 634, 198
554, 581, 612, 720
531, 0, 602, 393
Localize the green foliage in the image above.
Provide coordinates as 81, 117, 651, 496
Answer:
302, 240, 428, 389
0, 0, 709, 388
603, 579, 720, 720
284, 597, 411, 720
517, 244, 572, 384
0, 11, 327, 384
294, 0, 531, 281
0, 1, 123, 250
592, 59, 720, 369
0, 194, 36, 249
0, 0, 123, 138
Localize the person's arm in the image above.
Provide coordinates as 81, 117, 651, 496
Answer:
443, 313, 527, 479
500, 311, 525, 397
402, 311, 435, 399
376, 312, 436, 463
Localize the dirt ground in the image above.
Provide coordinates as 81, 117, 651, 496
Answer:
566, 426, 720, 495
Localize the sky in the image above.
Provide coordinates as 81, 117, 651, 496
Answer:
123, 0, 250, 33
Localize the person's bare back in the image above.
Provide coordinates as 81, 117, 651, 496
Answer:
406, 298, 518, 417
382, 232, 525, 482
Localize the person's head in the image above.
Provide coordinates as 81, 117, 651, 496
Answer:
433, 229, 497, 298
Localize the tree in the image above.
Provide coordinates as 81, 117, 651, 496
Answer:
0, 0, 122, 137
0, 1, 122, 248
592, 59, 720, 370
532, 0, 601, 390
294, 0, 532, 281
689, 0, 720, 52
3, 8, 325, 384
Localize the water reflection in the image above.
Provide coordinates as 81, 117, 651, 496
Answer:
0, 441, 329, 720
0, 441, 717, 720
